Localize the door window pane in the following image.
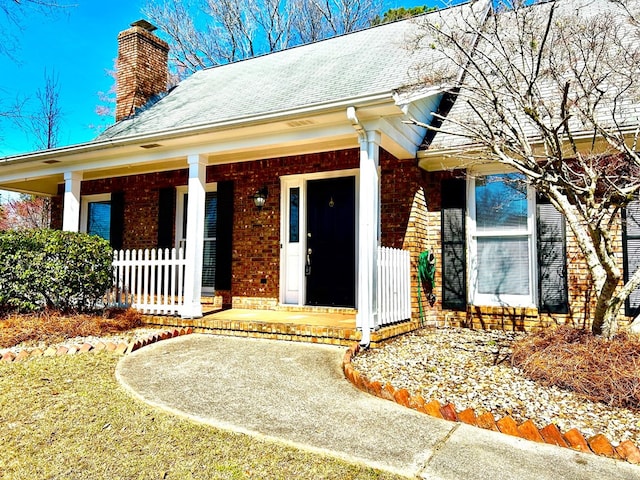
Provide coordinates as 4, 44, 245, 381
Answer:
87, 201, 111, 241
289, 187, 299, 243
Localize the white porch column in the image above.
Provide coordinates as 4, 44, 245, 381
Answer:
182, 154, 207, 319
357, 130, 381, 347
62, 171, 83, 232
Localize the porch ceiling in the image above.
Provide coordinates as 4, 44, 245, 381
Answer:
0, 96, 429, 196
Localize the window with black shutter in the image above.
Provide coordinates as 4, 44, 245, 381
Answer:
157, 188, 175, 249
109, 191, 125, 250
536, 196, 568, 313
441, 177, 467, 310
624, 199, 640, 317
215, 181, 234, 291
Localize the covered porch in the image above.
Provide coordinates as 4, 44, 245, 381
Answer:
108, 242, 414, 347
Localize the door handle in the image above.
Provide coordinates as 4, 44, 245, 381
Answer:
305, 248, 312, 276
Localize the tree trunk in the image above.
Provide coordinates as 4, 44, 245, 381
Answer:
591, 276, 623, 338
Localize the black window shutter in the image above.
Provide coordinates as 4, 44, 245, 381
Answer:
536, 196, 568, 314
441, 178, 466, 310
157, 187, 176, 249
215, 181, 234, 291
110, 191, 125, 250
624, 200, 640, 316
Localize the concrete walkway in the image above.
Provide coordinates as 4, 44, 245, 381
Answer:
116, 334, 640, 479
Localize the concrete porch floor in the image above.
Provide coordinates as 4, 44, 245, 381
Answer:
142, 307, 420, 347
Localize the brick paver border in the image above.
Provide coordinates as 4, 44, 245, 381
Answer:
342, 342, 640, 465
0, 328, 193, 363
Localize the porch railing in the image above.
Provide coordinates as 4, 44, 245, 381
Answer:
377, 246, 411, 327
108, 248, 186, 315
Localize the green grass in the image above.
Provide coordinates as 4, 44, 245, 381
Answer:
0, 353, 401, 480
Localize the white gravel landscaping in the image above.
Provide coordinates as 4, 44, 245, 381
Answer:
352, 327, 640, 447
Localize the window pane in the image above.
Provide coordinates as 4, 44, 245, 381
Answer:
476, 174, 528, 230
181, 191, 218, 289
477, 237, 529, 295
204, 192, 217, 239
87, 201, 111, 241
627, 200, 640, 236
289, 187, 299, 243
625, 200, 640, 315
203, 239, 216, 288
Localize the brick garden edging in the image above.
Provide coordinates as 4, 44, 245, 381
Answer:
0, 327, 194, 363
342, 342, 640, 466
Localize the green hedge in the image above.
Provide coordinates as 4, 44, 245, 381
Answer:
0, 229, 113, 313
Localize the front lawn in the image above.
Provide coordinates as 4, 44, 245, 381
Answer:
0, 353, 399, 479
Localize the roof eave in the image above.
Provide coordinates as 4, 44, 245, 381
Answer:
1, 90, 402, 167
418, 126, 640, 172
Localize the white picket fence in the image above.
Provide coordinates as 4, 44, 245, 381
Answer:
108, 245, 410, 322
109, 248, 186, 315
377, 246, 412, 327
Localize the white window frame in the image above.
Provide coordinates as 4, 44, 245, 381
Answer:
467, 169, 538, 308
80, 193, 111, 236
175, 183, 218, 294
175, 183, 218, 251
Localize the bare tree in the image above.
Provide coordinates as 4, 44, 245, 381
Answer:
413, 0, 640, 338
0, 1, 73, 139
17, 69, 63, 150
0, 0, 73, 61
143, 0, 380, 75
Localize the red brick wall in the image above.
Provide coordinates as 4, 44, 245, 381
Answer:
380, 150, 426, 248
116, 24, 169, 122
82, 170, 188, 250
418, 170, 630, 331
208, 149, 359, 300
50, 149, 360, 303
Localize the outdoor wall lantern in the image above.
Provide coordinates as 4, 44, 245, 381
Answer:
251, 186, 268, 211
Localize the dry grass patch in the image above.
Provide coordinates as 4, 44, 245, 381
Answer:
0, 308, 142, 348
511, 326, 640, 409
0, 353, 398, 480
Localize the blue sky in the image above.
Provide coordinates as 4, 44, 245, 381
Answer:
0, 0, 454, 158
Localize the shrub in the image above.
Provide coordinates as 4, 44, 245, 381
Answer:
511, 326, 640, 409
0, 229, 113, 313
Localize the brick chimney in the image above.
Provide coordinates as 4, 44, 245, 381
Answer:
116, 19, 169, 122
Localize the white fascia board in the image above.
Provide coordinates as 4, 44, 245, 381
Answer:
360, 94, 441, 159
0, 120, 358, 194
0, 91, 398, 167
376, 117, 423, 159
418, 125, 640, 172
393, 86, 448, 114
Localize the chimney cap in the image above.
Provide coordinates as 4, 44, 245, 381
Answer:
130, 19, 157, 32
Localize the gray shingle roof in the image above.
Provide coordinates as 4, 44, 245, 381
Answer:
98, 2, 481, 141
425, 0, 640, 152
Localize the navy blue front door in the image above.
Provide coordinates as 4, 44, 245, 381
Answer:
305, 176, 356, 307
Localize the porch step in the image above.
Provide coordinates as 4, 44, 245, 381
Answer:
140, 309, 420, 347
142, 309, 360, 346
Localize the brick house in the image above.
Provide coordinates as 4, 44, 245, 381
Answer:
0, 3, 488, 345
413, 0, 640, 332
